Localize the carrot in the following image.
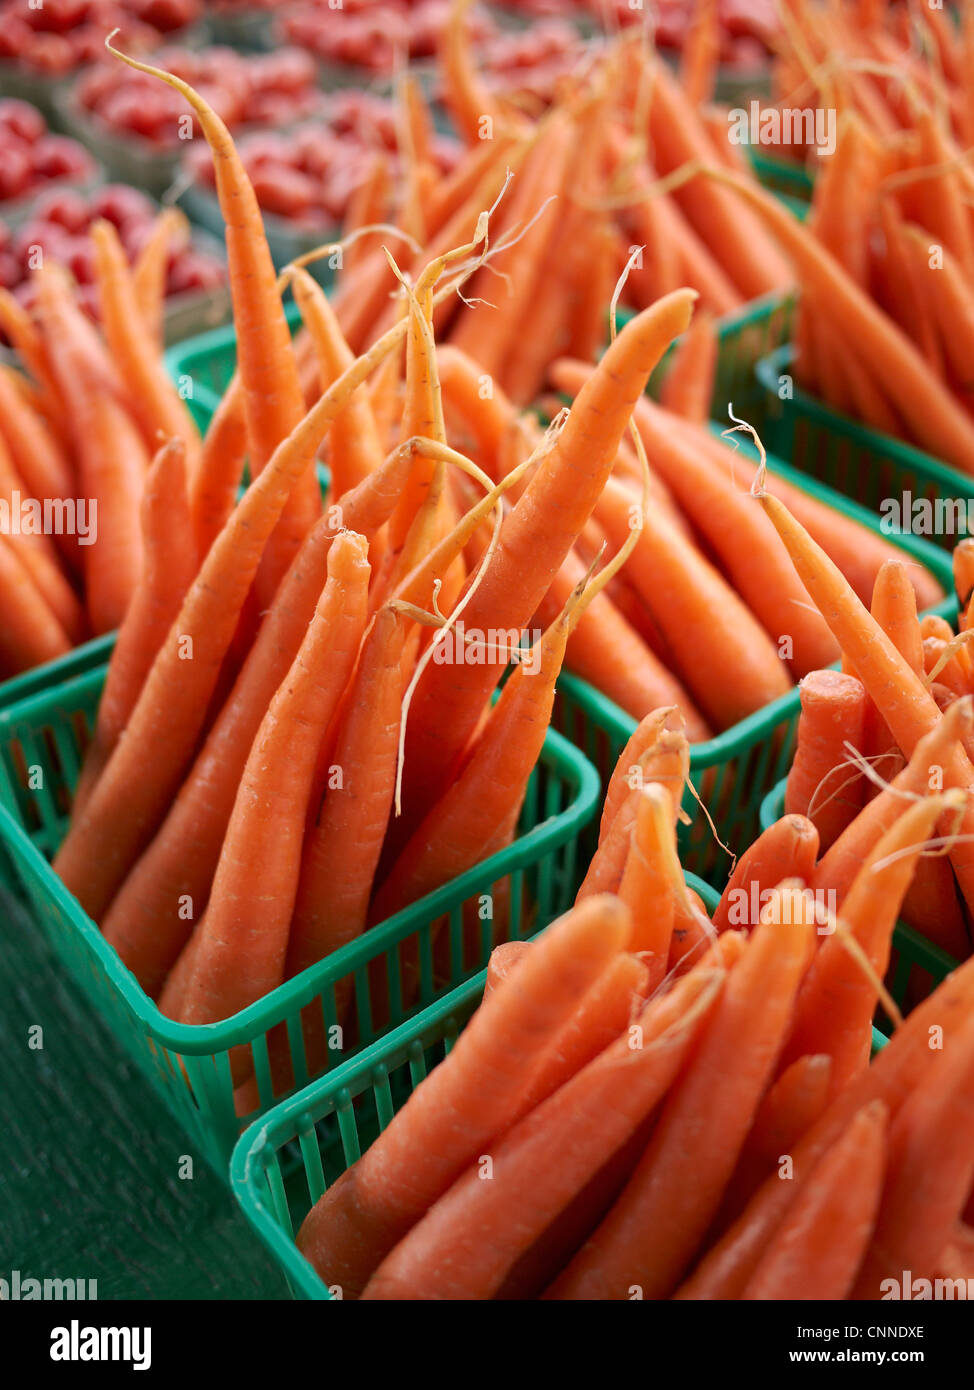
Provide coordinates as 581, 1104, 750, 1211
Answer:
785, 670, 868, 850
0, 365, 73, 506
658, 310, 717, 423
595, 475, 793, 729
515, 951, 651, 1112
296, 893, 632, 1298
91, 219, 201, 471
188, 380, 249, 562
482, 939, 530, 1000
549, 883, 816, 1300
7, 535, 86, 648
437, 345, 513, 483
758, 485, 974, 914
643, 57, 794, 298
35, 264, 146, 634
440, 0, 519, 145
616, 785, 679, 989
851, 1013, 974, 1298
680, 0, 719, 107
953, 538, 974, 629
132, 206, 185, 347
675, 949, 974, 1299
711, 168, 974, 474
164, 532, 371, 1042
743, 1053, 834, 1174
373, 593, 574, 927
73, 438, 195, 816
0, 534, 71, 674
599, 707, 682, 845
286, 605, 408, 985
578, 731, 689, 900
712, 813, 819, 933
741, 1101, 888, 1300
534, 552, 711, 738
0, 286, 65, 419
871, 556, 924, 675
400, 290, 696, 827
107, 40, 321, 603
101, 510, 369, 996
290, 268, 384, 500
342, 152, 392, 277
54, 292, 427, 922
782, 792, 960, 1094
361, 963, 724, 1301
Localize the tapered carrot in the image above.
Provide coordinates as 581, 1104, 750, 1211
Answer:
711, 168, 974, 474
132, 206, 185, 347
400, 290, 697, 827
871, 556, 924, 674
596, 475, 793, 729
107, 38, 321, 604
35, 264, 146, 634
0, 366, 73, 506
342, 151, 392, 277
74, 438, 195, 816
643, 56, 794, 297
534, 552, 711, 738
482, 939, 530, 1001
785, 670, 868, 850
782, 792, 960, 1094
101, 512, 369, 995
658, 310, 717, 423
741, 1101, 888, 1300
578, 731, 689, 900
676, 950, 974, 1299
713, 813, 820, 932
164, 532, 370, 1042
851, 1013, 974, 1298
599, 707, 682, 846
296, 894, 632, 1298
0, 534, 71, 674
440, 0, 519, 145
91, 219, 201, 471
373, 593, 574, 925
362, 963, 724, 1301
617, 784, 679, 989
758, 484, 974, 915
290, 268, 384, 500
744, 1054, 834, 1174
286, 605, 408, 983
680, 0, 719, 106
9, 536, 86, 647
188, 380, 249, 562
954, 538, 974, 630
437, 345, 514, 483
549, 884, 816, 1300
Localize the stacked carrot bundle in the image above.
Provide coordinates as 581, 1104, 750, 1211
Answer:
44, 47, 710, 1090
296, 628, 974, 1299
749, 1, 974, 463
0, 206, 198, 677
312, 0, 793, 407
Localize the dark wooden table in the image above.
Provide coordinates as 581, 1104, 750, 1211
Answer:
0, 885, 288, 1300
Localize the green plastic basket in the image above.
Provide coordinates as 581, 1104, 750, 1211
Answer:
553, 437, 957, 886
756, 342, 974, 554
759, 778, 962, 1030
0, 663, 599, 1174
229, 872, 884, 1301
749, 149, 814, 202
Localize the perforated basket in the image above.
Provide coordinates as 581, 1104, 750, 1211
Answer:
0, 663, 599, 1174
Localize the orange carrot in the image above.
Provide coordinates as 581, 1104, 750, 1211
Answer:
785, 670, 868, 850
132, 206, 185, 347
73, 438, 195, 815
166, 532, 371, 1040
549, 884, 816, 1300
0, 534, 71, 674
741, 1101, 888, 1300
296, 894, 632, 1298
713, 813, 819, 933
362, 963, 723, 1301
482, 939, 530, 1001
658, 310, 717, 423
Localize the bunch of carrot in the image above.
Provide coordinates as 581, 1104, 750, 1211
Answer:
293, 0, 793, 409
41, 43, 719, 1101
0, 206, 197, 677
296, 608, 974, 1298
771, 0, 973, 165
780, 541, 974, 964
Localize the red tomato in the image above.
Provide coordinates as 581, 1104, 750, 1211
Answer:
0, 250, 19, 290
91, 184, 155, 228
0, 98, 46, 145
20, 31, 75, 75
0, 144, 32, 202
31, 135, 92, 181
30, 188, 91, 233
250, 164, 316, 221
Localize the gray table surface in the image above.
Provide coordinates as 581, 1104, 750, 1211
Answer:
0, 885, 288, 1300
